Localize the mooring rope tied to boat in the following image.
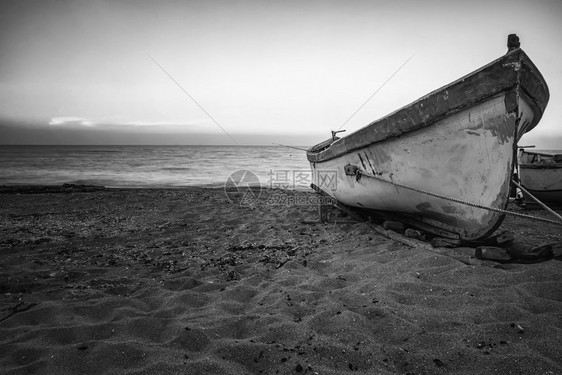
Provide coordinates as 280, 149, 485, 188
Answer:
357, 171, 562, 226
511, 179, 562, 223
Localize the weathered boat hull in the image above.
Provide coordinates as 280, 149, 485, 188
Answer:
519, 151, 562, 205
307, 39, 549, 241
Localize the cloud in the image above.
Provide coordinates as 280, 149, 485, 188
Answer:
48, 116, 211, 128
49, 117, 96, 126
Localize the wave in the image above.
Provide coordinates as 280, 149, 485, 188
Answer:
0, 145, 310, 189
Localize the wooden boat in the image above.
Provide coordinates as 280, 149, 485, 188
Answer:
307, 34, 549, 241
518, 149, 562, 205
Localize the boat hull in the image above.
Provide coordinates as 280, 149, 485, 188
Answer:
311, 93, 538, 240
307, 44, 549, 241
519, 163, 562, 205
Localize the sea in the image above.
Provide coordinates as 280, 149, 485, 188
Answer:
0, 145, 313, 190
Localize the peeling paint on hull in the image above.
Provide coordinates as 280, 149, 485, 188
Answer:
311, 95, 523, 240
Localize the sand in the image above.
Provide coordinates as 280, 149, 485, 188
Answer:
0, 186, 561, 374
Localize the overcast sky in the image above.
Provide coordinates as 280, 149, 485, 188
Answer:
0, 0, 561, 146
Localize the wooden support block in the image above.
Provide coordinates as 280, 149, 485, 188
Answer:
431, 237, 462, 248
506, 242, 556, 262
382, 221, 405, 233
475, 246, 512, 262
464, 231, 515, 248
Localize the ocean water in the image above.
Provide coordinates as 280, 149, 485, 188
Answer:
0, 145, 312, 189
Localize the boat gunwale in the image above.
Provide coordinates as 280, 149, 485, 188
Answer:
307, 48, 549, 163
519, 150, 562, 158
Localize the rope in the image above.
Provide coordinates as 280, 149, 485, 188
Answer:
511, 179, 562, 222
357, 171, 562, 226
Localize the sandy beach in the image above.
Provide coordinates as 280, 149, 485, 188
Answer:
1, 186, 561, 374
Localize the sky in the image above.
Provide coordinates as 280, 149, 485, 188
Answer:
0, 0, 561, 146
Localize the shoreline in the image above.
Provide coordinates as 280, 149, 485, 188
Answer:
0, 183, 314, 193
1, 187, 561, 374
